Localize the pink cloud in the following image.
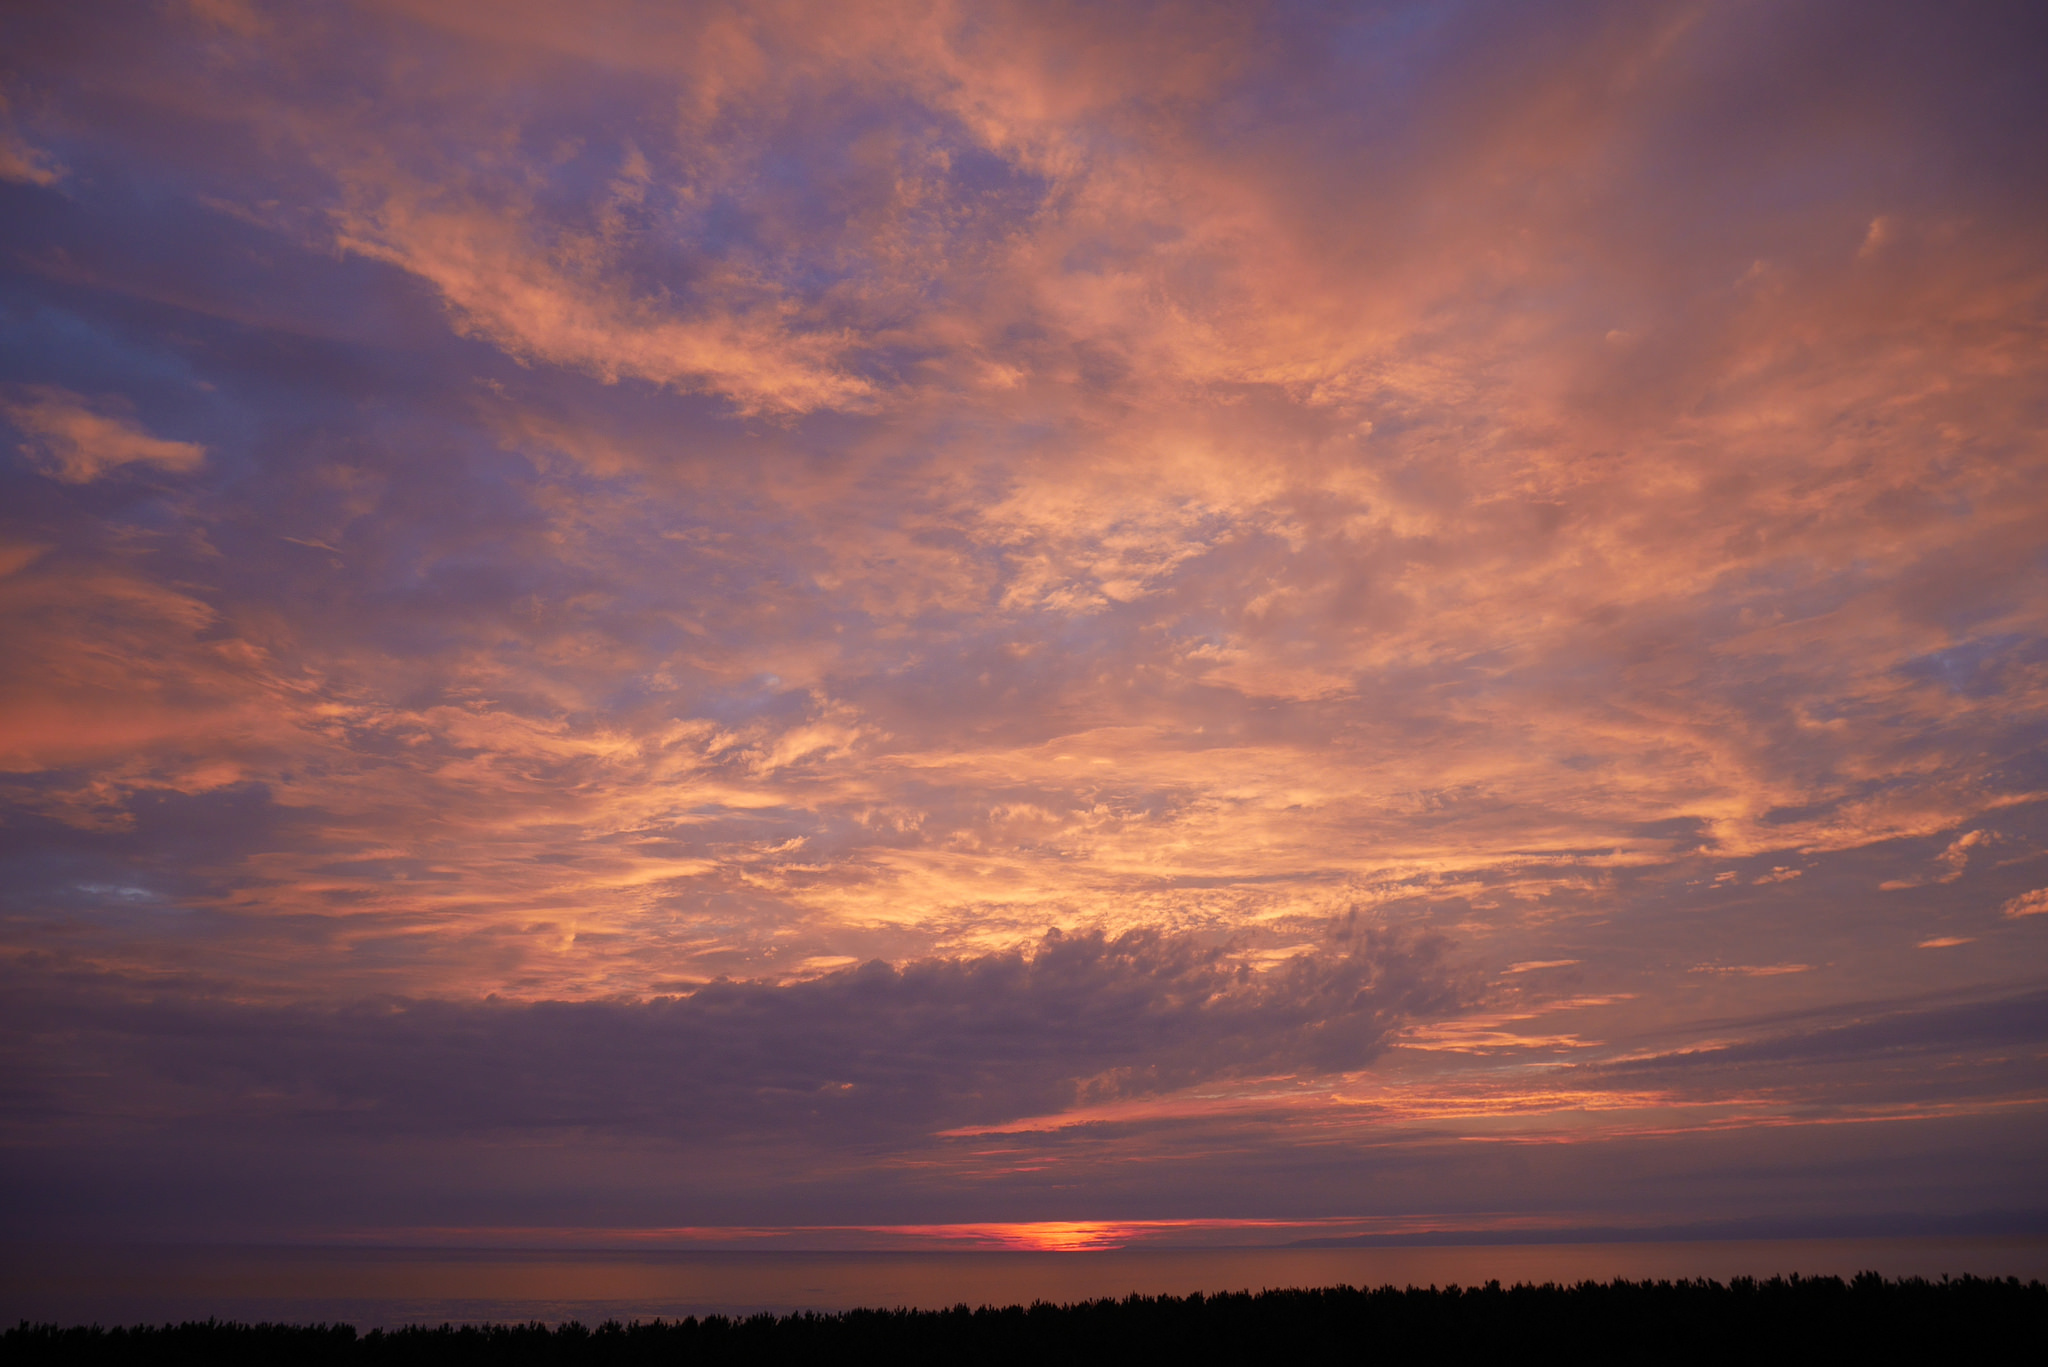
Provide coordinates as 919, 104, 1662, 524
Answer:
2, 387, 205, 482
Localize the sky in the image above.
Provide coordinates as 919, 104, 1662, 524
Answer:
1, 0, 2045, 1253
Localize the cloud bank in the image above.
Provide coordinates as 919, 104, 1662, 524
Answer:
6, 924, 1459, 1144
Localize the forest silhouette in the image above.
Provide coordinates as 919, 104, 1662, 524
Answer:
8, 1273, 2043, 1363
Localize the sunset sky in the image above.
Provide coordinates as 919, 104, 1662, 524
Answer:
3, 0, 2045, 1252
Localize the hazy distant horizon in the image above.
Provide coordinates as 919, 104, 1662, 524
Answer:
10, 1236, 2048, 1329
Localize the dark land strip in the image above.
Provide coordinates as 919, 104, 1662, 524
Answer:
7, 1273, 2044, 1363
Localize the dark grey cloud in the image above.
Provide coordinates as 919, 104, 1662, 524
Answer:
1603, 988, 2048, 1077
1, 922, 1465, 1147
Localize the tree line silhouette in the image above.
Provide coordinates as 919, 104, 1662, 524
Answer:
7, 1273, 2042, 1363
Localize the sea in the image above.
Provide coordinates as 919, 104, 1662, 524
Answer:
6, 1238, 2047, 1329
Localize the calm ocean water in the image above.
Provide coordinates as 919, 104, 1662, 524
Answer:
6, 1239, 2047, 1329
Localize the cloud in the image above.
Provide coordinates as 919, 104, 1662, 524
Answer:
4, 923, 1464, 1143
0, 133, 63, 186
0, 95, 63, 186
1, 387, 205, 483
327, 184, 879, 415
1880, 830, 1992, 890
1603, 989, 2048, 1077
0, 3, 2036, 975
2004, 889, 2048, 919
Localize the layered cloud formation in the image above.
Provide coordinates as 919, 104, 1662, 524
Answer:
2, 0, 2045, 1243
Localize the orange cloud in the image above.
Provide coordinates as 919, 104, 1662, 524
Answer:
2, 387, 206, 482
2003, 890, 2048, 920
0, 93, 64, 186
